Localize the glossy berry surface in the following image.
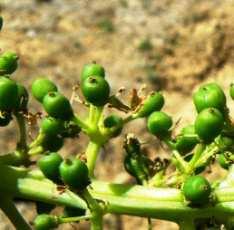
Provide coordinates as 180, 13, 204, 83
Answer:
81, 76, 110, 106
193, 83, 226, 113
182, 175, 211, 205
59, 158, 89, 190
42, 135, 64, 152
34, 214, 58, 230
147, 111, 172, 137
43, 92, 73, 120
81, 63, 105, 82
195, 108, 224, 142
0, 77, 18, 110
31, 78, 58, 103
103, 114, 123, 137
0, 111, 12, 126
0, 51, 18, 74
38, 152, 63, 182
136, 92, 164, 117
41, 117, 64, 136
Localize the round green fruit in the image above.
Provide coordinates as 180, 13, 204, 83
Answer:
41, 117, 64, 136
81, 76, 110, 106
43, 92, 73, 120
175, 125, 198, 154
31, 78, 57, 103
195, 108, 224, 143
0, 77, 18, 111
136, 92, 164, 117
59, 158, 89, 190
147, 111, 172, 137
38, 152, 63, 182
218, 153, 230, 170
81, 63, 105, 82
182, 175, 211, 205
42, 135, 64, 152
0, 51, 18, 75
103, 114, 123, 137
193, 83, 226, 113
34, 214, 58, 230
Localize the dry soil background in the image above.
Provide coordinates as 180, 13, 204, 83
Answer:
0, 0, 233, 229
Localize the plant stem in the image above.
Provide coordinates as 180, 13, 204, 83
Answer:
81, 189, 103, 230
59, 214, 92, 223
15, 112, 28, 160
179, 219, 195, 230
0, 195, 31, 230
72, 114, 90, 132
86, 141, 101, 178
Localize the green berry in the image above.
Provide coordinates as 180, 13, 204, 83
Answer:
147, 111, 172, 137
38, 152, 63, 182
218, 153, 230, 170
0, 77, 18, 110
195, 108, 224, 142
81, 63, 105, 82
182, 175, 211, 205
59, 158, 90, 190
81, 76, 110, 106
31, 78, 57, 103
193, 83, 226, 113
0, 51, 18, 74
0, 111, 12, 126
34, 214, 58, 230
43, 92, 73, 120
103, 114, 123, 137
136, 92, 164, 117
42, 135, 64, 152
175, 125, 198, 154
230, 83, 234, 100
41, 117, 64, 136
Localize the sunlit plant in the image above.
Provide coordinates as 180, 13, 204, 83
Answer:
0, 17, 233, 230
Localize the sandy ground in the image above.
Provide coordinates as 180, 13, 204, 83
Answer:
0, 0, 233, 229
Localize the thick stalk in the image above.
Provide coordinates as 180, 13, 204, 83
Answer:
86, 141, 101, 177
0, 195, 31, 230
179, 219, 195, 230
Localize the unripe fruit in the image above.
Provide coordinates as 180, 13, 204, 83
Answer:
218, 153, 230, 170
38, 152, 63, 182
81, 63, 105, 82
136, 92, 164, 117
193, 83, 226, 113
0, 77, 18, 110
0, 51, 18, 74
41, 117, 64, 136
103, 114, 123, 137
59, 158, 89, 190
42, 135, 64, 152
175, 125, 198, 154
195, 108, 224, 142
43, 92, 73, 120
182, 175, 211, 205
147, 111, 172, 137
34, 214, 58, 230
81, 76, 110, 106
31, 78, 57, 103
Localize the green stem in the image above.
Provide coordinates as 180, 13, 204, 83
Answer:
0, 195, 31, 230
15, 113, 28, 159
59, 214, 92, 223
29, 131, 45, 148
172, 150, 187, 173
86, 141, 101, 178
81, 189, 103, 230
72, 114, 90, 132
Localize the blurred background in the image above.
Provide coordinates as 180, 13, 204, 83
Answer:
0, 0, 233, 229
